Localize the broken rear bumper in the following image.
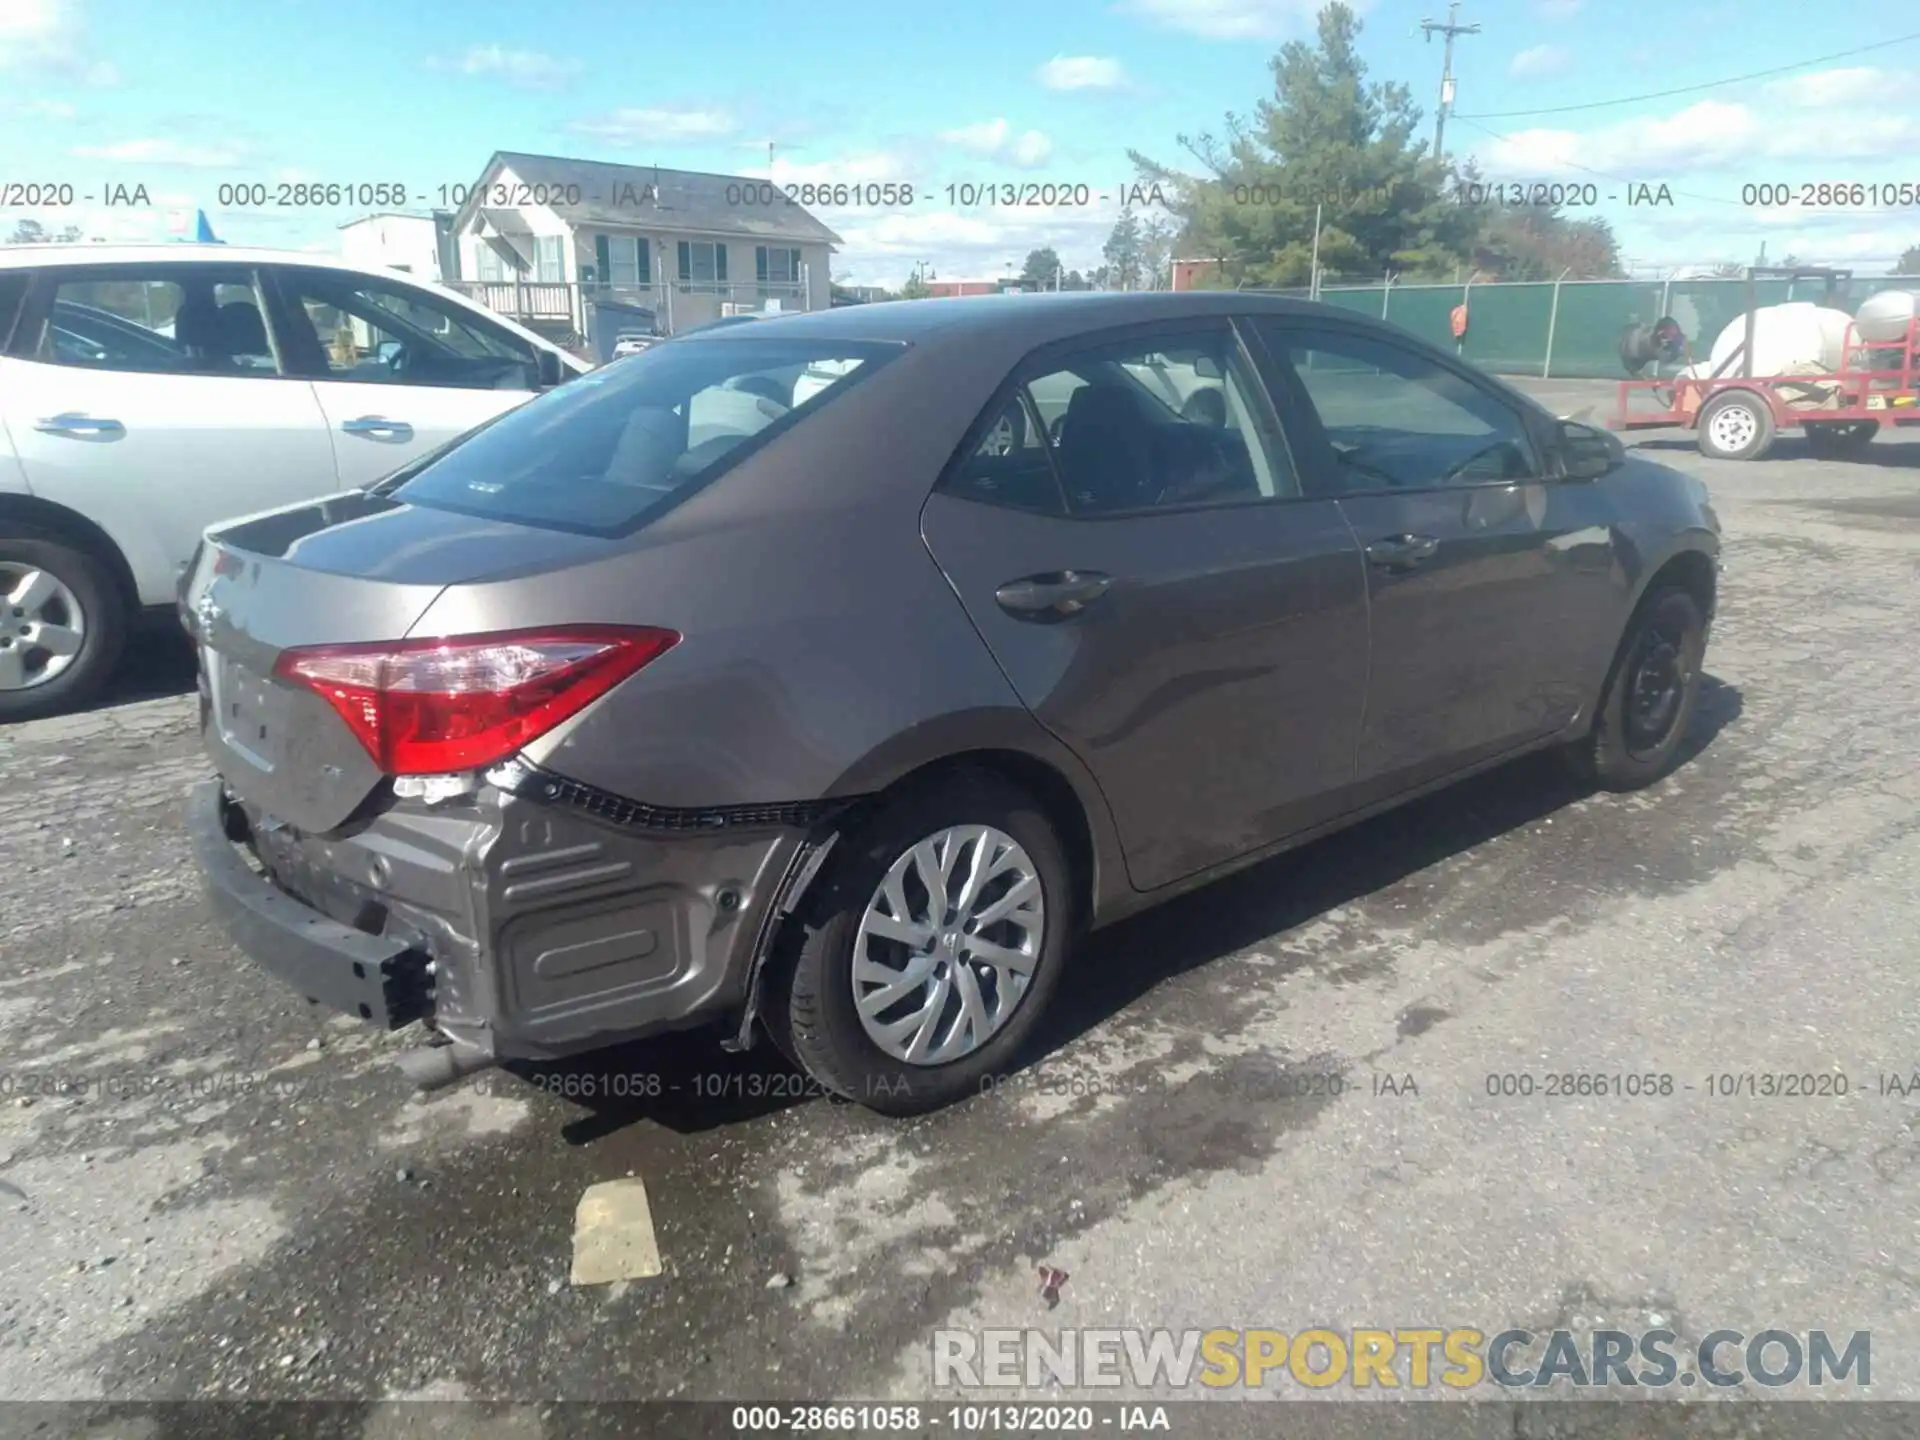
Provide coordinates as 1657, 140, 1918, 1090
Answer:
188, 779, 431, 1028
188, 768, 823, 1077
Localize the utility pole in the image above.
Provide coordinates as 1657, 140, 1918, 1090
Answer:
1421, 2, 1480, 162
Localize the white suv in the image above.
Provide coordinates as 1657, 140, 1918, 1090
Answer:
0, 244, 589, 719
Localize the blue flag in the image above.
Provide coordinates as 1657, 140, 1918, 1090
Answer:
194, 209, 220, 243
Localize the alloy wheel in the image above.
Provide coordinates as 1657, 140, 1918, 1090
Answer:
851, 824, 1046, 1065
0, 564, 87, 692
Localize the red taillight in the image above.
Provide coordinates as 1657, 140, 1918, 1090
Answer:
274, 626, 679, 776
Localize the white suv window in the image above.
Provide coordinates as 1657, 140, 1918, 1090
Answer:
35, 267, 280, 376
274, 269, 537, 389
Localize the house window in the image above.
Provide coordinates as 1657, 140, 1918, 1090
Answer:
595, 234, 653, 288
677, 240, 727, 291
756, 246, 801, 294
535, 236, 564, 283
475, 245, 504, 283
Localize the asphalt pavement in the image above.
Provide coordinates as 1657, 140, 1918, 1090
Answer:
1, 380, 1916, 1430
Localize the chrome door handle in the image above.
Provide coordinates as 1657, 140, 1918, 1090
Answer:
340, 416, 413, 439
34, 413, 125, 438
994, 570, 1113, 618
1364, 533, 1439, 568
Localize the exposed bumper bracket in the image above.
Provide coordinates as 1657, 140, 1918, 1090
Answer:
188, 779, 432, 1030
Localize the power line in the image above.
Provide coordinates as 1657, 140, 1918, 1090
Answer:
1453, 30, 1920, 119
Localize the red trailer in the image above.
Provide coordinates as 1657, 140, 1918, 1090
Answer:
1607, 266, 1920, 461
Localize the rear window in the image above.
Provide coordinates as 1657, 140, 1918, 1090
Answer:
392, 337, 900, 536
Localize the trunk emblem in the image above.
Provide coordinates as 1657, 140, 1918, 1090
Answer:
194, 593, 223, 632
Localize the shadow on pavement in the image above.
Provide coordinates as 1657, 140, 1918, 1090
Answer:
522, 674, 1743, 1139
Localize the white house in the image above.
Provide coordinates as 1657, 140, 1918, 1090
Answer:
441, 150, 843, 341
338, 212, 456, 280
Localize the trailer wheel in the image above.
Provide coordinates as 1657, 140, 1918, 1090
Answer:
1803, 419, 1879, 456
1697, 390, 1775, 461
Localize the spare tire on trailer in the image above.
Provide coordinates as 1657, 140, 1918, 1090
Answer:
1619, 317, 1686, 377
1619, 322, 1655, 377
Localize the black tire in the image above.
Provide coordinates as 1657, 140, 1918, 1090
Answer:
1803, 419, 1880, 456
0, 531, 126, 723
764, 769, 1077, 1117
1570, 585, 1707, 792
1696, 390, 1775, 461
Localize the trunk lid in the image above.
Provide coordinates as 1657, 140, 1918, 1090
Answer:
185, 490, 626, 834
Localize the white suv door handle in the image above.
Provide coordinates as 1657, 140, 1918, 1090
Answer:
35, 413, 125, 438
340, 416, 413, 440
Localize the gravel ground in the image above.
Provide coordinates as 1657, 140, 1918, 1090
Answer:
1, 380, 1916, 1433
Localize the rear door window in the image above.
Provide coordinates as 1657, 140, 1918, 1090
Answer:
27, 266, 278, 375
391, 337, 901, 535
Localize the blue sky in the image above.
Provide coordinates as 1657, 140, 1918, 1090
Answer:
2, 0, 1917, 286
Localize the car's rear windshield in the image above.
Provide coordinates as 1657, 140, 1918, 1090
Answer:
391, 336, 902, 536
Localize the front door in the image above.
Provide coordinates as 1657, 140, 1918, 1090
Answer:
919, 319, 1370, 893
1249, 317, 1620, 801
262, 265, 547, 489
1, 262, 339, 605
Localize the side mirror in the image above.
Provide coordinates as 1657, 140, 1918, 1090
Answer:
535, 348, 565, 389
1558, 418, 1624, 481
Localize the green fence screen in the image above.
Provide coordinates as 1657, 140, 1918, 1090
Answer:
1244, 275, 1920, 379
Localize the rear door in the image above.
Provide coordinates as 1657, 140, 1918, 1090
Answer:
0, 262, 339, 605
919, 318, 1370, 894
262, 265, 549, 488
1247, 316, 1620, 802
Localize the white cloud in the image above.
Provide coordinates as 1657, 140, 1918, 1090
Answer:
566, 107, 738, 143
829, 205, 1126, 289
1508, 44, 1569, 78
758, 152, 911, 186
426, 44, 582, 90
1038, 55, 1127, 90
941, 119, 1013, 155
1119, 0, 1351, 40
70, 137, 251, 168
1765, 67, 1880, 108
0, 0, 116, 84
1010, 130, 1054, 167
3, 97, 76, 119
938, 119, 1055, 168
1475, 97, 1920, 179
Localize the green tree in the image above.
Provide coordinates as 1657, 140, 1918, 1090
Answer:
1128, 2, 1469, 287
6, 218, 82, 244
1896, 245, 1920, 275
1020, 247, 1064, 288
1103, 209, 1144, 289
899, 267, 933, 300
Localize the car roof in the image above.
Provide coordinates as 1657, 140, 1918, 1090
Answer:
692, 291, 1548, 416
678, 290, 1332, 345
0, 243, 424, 276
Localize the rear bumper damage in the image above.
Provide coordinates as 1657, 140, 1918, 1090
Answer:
187, 769, 825, 1088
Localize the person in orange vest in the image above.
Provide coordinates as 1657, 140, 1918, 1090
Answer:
1450, 302, 1468, 355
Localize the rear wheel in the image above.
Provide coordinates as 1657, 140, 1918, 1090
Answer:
0, 533, 125, 722
1696, 390, 1775, 461
765, 770, 1075, 1116
1803, 419, 1880, 456
1570, 585, 1707, 792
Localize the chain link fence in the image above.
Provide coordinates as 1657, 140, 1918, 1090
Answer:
1242, 275, 1920, 379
